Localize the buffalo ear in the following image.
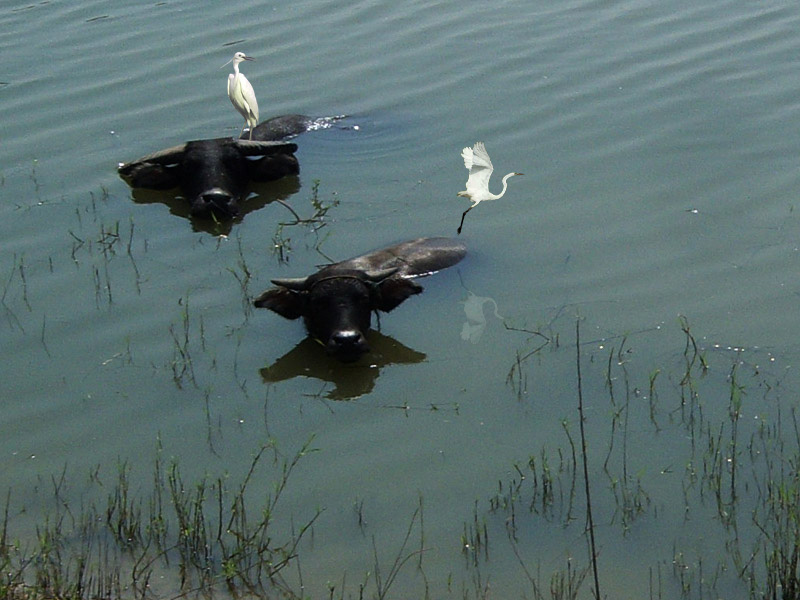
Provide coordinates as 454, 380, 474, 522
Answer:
253, 287, 306, 320
119, 163, 180, 190
373, 277, 423, 312
248, 154, 299, 182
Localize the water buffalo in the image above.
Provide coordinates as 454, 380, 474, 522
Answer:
117, 114, 331, 218
118, 138, 298, 218
247, 114, 318, 141
254, 237, 467, 362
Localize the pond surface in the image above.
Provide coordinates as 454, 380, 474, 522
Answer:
3, 0, 800, 598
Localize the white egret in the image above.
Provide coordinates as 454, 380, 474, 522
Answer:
224, 52, 259, 140
456, 142, 523, 234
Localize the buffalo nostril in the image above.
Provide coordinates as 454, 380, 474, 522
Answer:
191, 188, 237, 217
204, 193, 229, 202
331, 331, 363, 347
327, 330, 369, 362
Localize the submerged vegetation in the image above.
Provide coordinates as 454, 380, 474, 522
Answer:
271, 179, 339, 264
1, 439, 319, 600
463, 315, 800, 599
4, 313, 800, 599
4, 173, 800, 599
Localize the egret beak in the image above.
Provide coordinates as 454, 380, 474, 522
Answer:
243, 55, 255, 61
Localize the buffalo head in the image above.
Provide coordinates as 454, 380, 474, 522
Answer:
254, 266, 423, 362
253, 237, 467, 362
118, 138, 298, 218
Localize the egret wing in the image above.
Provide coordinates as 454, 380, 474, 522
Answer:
461, 145, 474, 170
228, 74, 247, 120
238, 77, 259, 122
463, 142, 494, 198
470, 142, 494, 172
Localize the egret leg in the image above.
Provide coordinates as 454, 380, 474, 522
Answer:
457, 205, 475, 235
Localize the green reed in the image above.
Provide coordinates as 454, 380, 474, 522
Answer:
0, 438, 318, 600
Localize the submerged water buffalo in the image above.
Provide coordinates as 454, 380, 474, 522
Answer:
247, 114, 318, 142
117, 115, 326, 218
254, 237, 467, 362
118, 138, 298, 217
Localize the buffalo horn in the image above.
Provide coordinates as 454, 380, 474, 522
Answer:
364, 267, 400, 283
117, 144, 188, 173
270, 276, 310, 291
235, 140, 299, 156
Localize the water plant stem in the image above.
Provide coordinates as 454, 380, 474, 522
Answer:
576, 318, 601, 600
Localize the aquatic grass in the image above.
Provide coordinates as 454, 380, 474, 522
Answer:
504, 322, 552, 400
574, 319, 601, 600
0, 254, 32, 314
487, 316, 800, 598
510, 548, 589, 600
371, 500, 426, 600
16, 255, 30, 312
29, 159, 40, 200
321, 499, 429, 600
487, 436, 579, 537
1, 254, 30, 335
1, 438, 319, 600
354, 497, 367, 532
600, 337, 653, 532
755, 469, 800, 598
168, 294, 198, 389
271, 227, 293, 265
124, 217, 142, 295
745, 406, 800, 598
7, 315, 800, 599
271, 179, 340, 265
67, 201, 143, 308
676, 315, 708, 438
105, 461, 143, 551
648, 368, 661, 430
226, 234, 253, 318
461, 501, 489, 567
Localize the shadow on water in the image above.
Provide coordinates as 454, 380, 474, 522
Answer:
129, 176, 302, 236
260, 330, 426, 400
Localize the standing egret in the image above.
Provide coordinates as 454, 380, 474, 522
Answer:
456, 142, 523, 234
224, 52, 259, 140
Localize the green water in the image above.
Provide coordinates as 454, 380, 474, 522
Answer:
3, 1, 800, 597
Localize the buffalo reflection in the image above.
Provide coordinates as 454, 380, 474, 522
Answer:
130, 175, 300, 236
259, 331, 426, 400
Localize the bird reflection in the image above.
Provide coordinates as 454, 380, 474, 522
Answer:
460, 291, 504, 344
260, 331, 426, 400
129, 175, 300, 236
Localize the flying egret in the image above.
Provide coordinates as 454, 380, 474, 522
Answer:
224, 52, 259, 140
456, 142, 523, 234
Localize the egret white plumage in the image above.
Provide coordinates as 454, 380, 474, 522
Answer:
456, 142, 522, 234
224, 52, 259, 140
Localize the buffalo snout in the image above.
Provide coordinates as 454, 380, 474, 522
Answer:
327, 329, 370, 362
190, 188, 239, 217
